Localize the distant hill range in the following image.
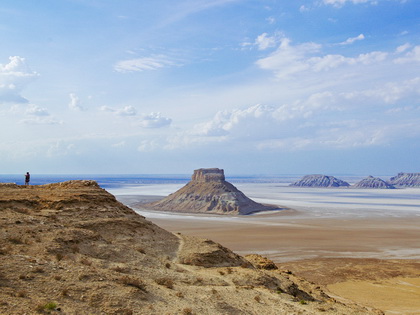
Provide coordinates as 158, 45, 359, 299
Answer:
388, 173, 420, 187
290, 174, 350, 188
353, 176, 395, 189
144, 168, 279, 215
291, 172, 420, 189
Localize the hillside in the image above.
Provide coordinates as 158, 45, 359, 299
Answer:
388, 172, 420, 187
0, 181, 379, 314
143, 168, 279, 214
290, 175, 350, 188
352, 176, 395, 189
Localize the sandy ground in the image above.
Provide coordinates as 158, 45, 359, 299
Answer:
113, 183, 420, 314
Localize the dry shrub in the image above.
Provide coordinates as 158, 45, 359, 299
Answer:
254, 295, 261, 303
112, 266, 129, 273
7, 236, 24, 244
80, 258, 92, 266
165, 262, 171, 269
55, 253, 64, 261
32, 267, 45, 273
182, 308, 193, 315
119, 276, 146, 291
155, 277, 174, 289
16, 290, 26, 297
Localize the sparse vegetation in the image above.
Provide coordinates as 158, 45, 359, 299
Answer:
299, 299, 308, 305
36, 302, 57, 313
119, 276, 147, 291
182, 307, 193, 315
155, 277, 174, 289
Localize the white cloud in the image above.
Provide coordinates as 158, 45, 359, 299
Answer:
394, 45, 420, 64
25, 104, 49, 116
137, 139, 160, 152
138, 112, 172, 128
256, 37, 320, 77
255, 33, 278, 50
100, 105, 137, 116
339, 34, 365, 45
114, 55, 177, 73
68, 93, 84, 111
20, 117, 62, 125
266, 16, 276, 24
395, 43, 411, 54
323, 0, 374, 8
256, 37, 388, 77
323, 0, 407, 7
0, 56, 39, 104
299, 5, 310, 12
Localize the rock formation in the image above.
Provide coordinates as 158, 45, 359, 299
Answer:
290, 175, 350, 188
388, 172, 420, 187
0, 180, 376, 314
352, 176, 395, 189
143, 168, 279, 215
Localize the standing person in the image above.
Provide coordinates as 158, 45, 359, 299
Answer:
25, 172, 30, 185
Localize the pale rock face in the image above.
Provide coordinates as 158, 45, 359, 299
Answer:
352, 176, 395, 189
191, 168, 225, 182
290, 175, 350, 188
388, 173, 420, 187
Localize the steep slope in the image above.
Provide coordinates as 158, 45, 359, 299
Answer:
143, 168, 279, 214
0, 181, 379, 314
388, 172, 420, 187
290, 175, 350, 188
352, 176, 395, 189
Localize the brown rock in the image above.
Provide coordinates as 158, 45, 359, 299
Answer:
144, 168, 279, 214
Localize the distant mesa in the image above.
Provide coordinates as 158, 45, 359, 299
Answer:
352, 176, 395, 189
290, 174, 350, 188
144, 168, 279, 215
388, 172, 420, 187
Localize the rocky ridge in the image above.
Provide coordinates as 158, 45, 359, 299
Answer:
0, 180, 380, 314
388, 172, 420, 187
143, 168, 279, 215
352, 176, 395, 189
290, 175, 350, 188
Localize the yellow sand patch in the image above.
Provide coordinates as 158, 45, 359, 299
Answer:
328, 277, 420, 314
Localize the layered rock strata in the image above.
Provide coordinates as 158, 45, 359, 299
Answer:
290, 175, 350, 188
144, 168, 278, 215
353, 176, 395, 189
388, 173, 420, 187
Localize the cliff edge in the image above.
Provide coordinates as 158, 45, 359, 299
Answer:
0, 180, 378, 314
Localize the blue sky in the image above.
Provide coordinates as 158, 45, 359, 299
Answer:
0, 0, 419, 175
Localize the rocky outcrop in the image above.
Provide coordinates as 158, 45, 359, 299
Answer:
290, 175, 350, 188
352, 176, 395, 189
144, 168, 279, 215
388, 172, 420, 187
0, 180, 375, 314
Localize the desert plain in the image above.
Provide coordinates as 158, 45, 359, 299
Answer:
114, 183, 420, 315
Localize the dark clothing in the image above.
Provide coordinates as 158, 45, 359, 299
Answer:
25, 173, 30, 185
